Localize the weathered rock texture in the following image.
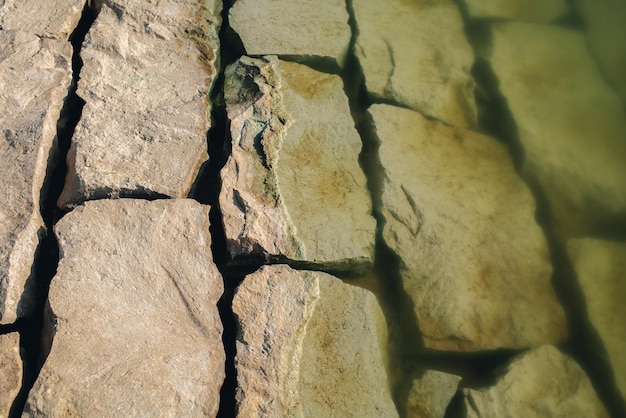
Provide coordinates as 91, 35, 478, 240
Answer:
482, 22, 626, 235
577, 0, 626, 101
353, 0, 477, 128
220, 56, 375, 268
1, 30, 72, 325
568, 239, 626, 399
464, 346, 609, 417
0, 0, 85, 40
58, 0, 221, 208
24, 199, 224, 416
232, 265, 397, 417
406, 370, 461, 418
460, 0, 567, 22
371, 104, 567, 351
229, 0, 351, 66
0, 333, 21, 417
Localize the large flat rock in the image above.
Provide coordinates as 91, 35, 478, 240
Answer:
464, 346, 609, 417
58, 0, 221, 208
568, 238, 626, 399
0, 332, 21, 417
371, 104, 567, 351
482, 22, 626, 235
229, 0, 351, 66
577, 0, 626, 101
353, 0, 477, 128
232, 264, 397, 417
0, 30, 73, 325
460, 0, 567, 22
24, 199, 225, 416
0, 0, 85, 40
220, 56, 375, 269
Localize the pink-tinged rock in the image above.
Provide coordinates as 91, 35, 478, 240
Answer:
24, 199, 224, 417
0, 0, 85, 40
58, 0, 221, 208
372, 104, 567, 351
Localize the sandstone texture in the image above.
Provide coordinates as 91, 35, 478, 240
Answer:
406, 370, 461, 418
220, 56, 375, 268
0, 332, 21, 417
229, 0, 351, 66
353, 0, 477, 128
232, 264, 397, 417
568, 238, 626, 399
371, 104, 566, 351
58, 0, 221, 208
0, 0, 85, 40
1, 30, 72, 325
483, 22, 626, 235
24, 199, 224, 417
460, 0, 567, 22
577, 0, 626, 101
464, 346, 609, 417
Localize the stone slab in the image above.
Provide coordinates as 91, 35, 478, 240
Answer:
0, 0, 85, 40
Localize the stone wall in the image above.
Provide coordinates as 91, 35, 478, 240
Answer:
0, 0, 624, 416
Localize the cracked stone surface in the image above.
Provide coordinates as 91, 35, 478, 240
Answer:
58, 0, 221, 208
482, 22, 626, 235
577, 0, 626, 101
353, 0, 477, 128
463, 346, 609, 418
0, 30, 73, 325
405, 370, 461, 418
229, 0, 351, 67
24, 199, 224, 417
232, 264, 397, 417
568, 238, 626, 399
220, 55, 375, 269
0, 0, 85, 40
0, 333, 21, 417
460, 0, 567, 22
371, 104, 567, 351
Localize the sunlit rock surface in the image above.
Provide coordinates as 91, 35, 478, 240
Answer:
0, 333, 21, 417
0, 0, 84, 40
220, 56, 375, 269
24, 200, 224, 417
232, 265, 397, 417
460, 0, 567, 22
464, 346, 609, 417
353, 0, 477, 128
229, 0, 351, 67
405, 370, 461, 418
0, 30, 72, 325
568, 239, 626, 399
58, 0, 221, 208
577, 0, 626, 101
371, 104, 567, 351
482, 22, 626, 235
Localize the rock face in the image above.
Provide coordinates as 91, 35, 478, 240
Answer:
229, 0, 351, 66
24, 199, 225, 417
353, 0, 477, 128
577, 0, 626, 101
232, 264, 397, 417
0, 333, 21, 417
0, 0, 85, 40
482, 22, 626, 235
460, 0, 567, 22
0, 30, 72, 325
220, 56, 375, 269
568, 239, 626, 399
406, 371, 461, 418
58, 0, 221, 208
371, 104, 566, 351
464, 346, 609, 417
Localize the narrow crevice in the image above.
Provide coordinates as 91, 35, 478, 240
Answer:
8, 3, 98, 416
459, 11, 626, 416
